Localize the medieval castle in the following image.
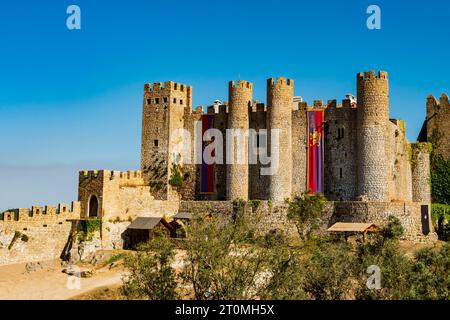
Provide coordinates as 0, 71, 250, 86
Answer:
0, 70, 445, 265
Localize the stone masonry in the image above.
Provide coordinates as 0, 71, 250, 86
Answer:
0, 70, 439, 265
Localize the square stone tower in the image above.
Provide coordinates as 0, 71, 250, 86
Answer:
141, 82, 192, 199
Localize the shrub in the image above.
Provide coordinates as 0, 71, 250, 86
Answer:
380, 216, 404, 241
286, 193, 327, 241
168, 164, 184, 188
122, 230, 178, 300
431, 204, 450, 240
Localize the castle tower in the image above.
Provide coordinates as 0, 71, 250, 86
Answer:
356, 71, 389, 201
411, 143, 432, 203
267, 77, 293, 201
141, 82, 192, 199
226, 80, 252, 200
425, 93, 450, 159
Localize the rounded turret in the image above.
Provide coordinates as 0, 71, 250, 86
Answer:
267, 77, 294, 201
226, 80, 252, 200
356, 71, 389, 201
411, 143, 432, 203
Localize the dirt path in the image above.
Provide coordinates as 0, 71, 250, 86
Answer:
0, 259, 126, 300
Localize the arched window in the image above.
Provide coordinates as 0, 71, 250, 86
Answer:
89, 195, 99, 218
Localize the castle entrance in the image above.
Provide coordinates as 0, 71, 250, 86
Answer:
89, 195, 99, 217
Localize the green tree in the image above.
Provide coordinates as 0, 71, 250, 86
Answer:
354, 218, 413, 300
122, 230, 178, 300
301, 239, 355, 300
286, 193, 327, 241
180, 212, 267, 299
409, 244, 450, 299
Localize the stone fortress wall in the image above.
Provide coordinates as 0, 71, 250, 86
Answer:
0, 202, 80, 265
76, 70, 434, 247
0, 70, 442, 265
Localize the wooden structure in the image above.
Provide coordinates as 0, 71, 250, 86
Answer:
327, 222, 379, 242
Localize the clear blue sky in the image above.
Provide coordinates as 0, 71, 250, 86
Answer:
0, 0, 449, 211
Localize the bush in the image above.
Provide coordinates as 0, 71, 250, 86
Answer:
122, 230, 178, 300
286, 193, 327, 241
432, 204, 450, 240
180, 212, 266, 299
301, 240, 355, 300
78, 219, 102, 242
168, 163, 184, 187
409, 244, 450, 299
381, 216, 404, 241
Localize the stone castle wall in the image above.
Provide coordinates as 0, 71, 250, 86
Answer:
330, 201, 436, 243
0, 202, 80, 266
324, 99, 358, 201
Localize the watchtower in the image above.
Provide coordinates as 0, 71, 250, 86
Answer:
226, 80, 252, 200
141, 82, 192, 199
356, 71, 389, 201
267, 77, 294, 201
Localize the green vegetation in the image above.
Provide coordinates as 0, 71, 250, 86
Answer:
122, 230, 178, 300
106, 253, 126, 265
431, 204, 450, 223
247, 199, 261, 209
168, 163, 184, 188
429, 129, 450, 204
286, 193, 327, 241
232, 198, 246, 214
78, 218, 102, 242
121, 194, 450, 300
432, 204, 450, 241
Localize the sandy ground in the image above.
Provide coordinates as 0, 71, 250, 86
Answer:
0, 259, 126, 300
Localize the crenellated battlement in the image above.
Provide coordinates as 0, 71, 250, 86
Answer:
79, 170, 144, 185
144, 81, 192, 94
0, 201, 81, 223
325, 99, 357, 110
299, 100, 328, 110
267, 77, 294, 87
357, 70, 388, 81
428, 93, 449, 106
229, 80, 253, 90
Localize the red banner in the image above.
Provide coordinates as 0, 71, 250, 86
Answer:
200, 114, 215, 194
307, 110, 324, 193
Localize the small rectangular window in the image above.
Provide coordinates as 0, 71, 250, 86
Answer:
180, 99, 183, 105
154, 140, 159, 147
164, 97, 168, 103
339, 168, 343, 179
155, 98, 160, 104
147, 99, 151, 105
173, 98, 177, 103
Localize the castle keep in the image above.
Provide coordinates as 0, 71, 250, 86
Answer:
0, 70, 439, 265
